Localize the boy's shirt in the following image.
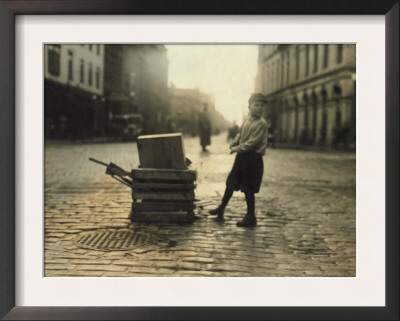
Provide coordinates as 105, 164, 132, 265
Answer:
231, 116, 269, 155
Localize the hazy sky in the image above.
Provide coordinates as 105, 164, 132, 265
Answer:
166, 45, 258, 123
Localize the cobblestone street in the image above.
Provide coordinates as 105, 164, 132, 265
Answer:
44, 133, 356, 277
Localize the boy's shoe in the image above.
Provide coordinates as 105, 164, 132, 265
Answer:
209, 206, 224, 216
209, 206, 224, 222
236, 215, 257, 227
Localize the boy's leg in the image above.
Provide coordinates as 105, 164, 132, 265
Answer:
237, 192, 257, 227
209, 186, 234, 219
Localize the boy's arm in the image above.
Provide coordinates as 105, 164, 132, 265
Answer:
229, 123, 243, 147
229, 132, 241, 147
231, 122, 267, 153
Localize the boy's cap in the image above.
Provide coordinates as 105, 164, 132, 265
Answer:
249, 93, 267, 104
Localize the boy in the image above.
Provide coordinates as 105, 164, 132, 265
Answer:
209, 93, 268, 227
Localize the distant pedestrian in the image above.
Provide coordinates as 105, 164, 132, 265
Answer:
198, 104, 211, 152
209, 93, 268, 227
267, 129, 276, 148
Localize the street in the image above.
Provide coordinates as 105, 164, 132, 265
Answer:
44, 133, 356, 277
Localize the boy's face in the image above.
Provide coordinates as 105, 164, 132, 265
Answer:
249, 100, 265, 118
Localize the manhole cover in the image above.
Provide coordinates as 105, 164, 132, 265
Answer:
73, 229, 154, 251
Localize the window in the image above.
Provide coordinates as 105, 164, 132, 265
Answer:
129, 72, 136, 90
88, 63, 93, 86
96, 45, 101, 55
80, 59, 85, 83
303, 96, 309, 128
272, 62, 276, 91
67, 51, 74, 81
323, 44, 329, 69
47, 45, 61, 76
286, 51, 290, 84
277, 58, 281, 89
96, 67, 101, 89
295, 46, 300, 80
313, 45, 318, 73
89, 44, 93, 51
305, 45, 310, 76
337, 44, 343, 63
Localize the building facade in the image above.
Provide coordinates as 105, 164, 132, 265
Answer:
104, 44, 169, 136
169, 86, 229, 136
255, 44, 356, 148
44, 44, 105, 139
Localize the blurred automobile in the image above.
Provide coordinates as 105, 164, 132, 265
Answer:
110, 113, 143, 141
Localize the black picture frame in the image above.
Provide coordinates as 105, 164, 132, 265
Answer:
0, 1, 398, 320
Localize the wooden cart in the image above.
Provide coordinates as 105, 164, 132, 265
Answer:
90, 133, 197, 223
130, 133, 197, 223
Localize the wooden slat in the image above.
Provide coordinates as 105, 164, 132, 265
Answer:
132, 191, 195, 201
132, 202, 196, 212
131, 182, 196, 191
131, 168, 196, 181
130, 211, 195, 223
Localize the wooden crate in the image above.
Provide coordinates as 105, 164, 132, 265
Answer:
137, 133, 186, 170
130, 168, 197, 223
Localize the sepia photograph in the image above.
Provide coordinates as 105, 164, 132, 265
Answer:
44, 43, 356, 277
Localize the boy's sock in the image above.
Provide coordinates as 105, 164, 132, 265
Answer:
245, 192, 255, 216
220, 187, 234, 208
237, 192, 256, 227
209, 187, 233, 216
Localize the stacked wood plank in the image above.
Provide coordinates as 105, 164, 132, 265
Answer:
130, 168, 197, 222
130, 134, 197, 223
